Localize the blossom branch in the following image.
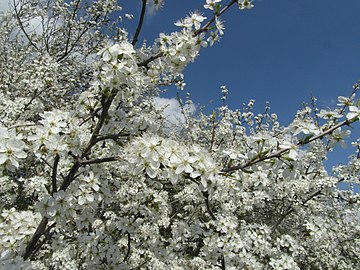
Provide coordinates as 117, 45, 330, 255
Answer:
95, 132, 130, 143
29, 222, 56, 260
138, 52, 164, 67
24, 90, 119, 260
60, 91, 117, 192
81, 89, 118, 158
194, 0, 238, 36
209, 115, 218, 152
61, 0, 81, 60
221, 255, 226, 270
139, 0, 238, 67
222, 117, 359, 173
270, 178, 344, 236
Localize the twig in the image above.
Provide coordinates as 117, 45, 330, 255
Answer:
270, 178, 345, 235
138, 52, 164, 67
80, 156, 118, 166
194, 0, 238, 36
221, 255, 226, 270
209, 114, 218, 152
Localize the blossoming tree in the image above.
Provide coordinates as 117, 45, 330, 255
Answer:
0, 0, 359, 269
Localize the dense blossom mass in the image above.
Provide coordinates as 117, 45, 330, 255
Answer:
0, 0, 359, 269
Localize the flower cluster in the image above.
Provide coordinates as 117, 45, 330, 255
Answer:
0, 208, 41, 255
125, 134, 217, 187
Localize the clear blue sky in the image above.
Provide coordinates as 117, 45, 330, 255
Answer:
122, 0, 360, 169
124, 0, 360, 115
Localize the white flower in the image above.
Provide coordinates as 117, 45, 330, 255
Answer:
329, 128, 351, 148
279, 141, 298, 160
0, 138, 27, 169
293, 122, 320, 136
39, 110, 68, 134
317, 109, 342, 119
346, 105, 360, 121
215, 16, 225, 36
337, 95, 353, 106
124, 14, 134, 20
204, 0, 221, 11
189, 13, 206, 30
238, 0, 254, 10
172, 152, 198, 175
152, 0, 165, 10
97, 42, 135, 63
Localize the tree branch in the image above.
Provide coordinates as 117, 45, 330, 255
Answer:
270, 178, 345, 235
123, 232, 131, 262
12, 0, 39, 51
23, 89, 118, 259
51, 154, 60, 195
202, 190, 216, 220
222, 118, 357, 173
22, 217, 49, 260
132, 0, 147, 46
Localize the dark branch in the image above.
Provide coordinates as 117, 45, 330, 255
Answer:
222, 118, 357, 173
24, 90, 118, 259
51, 154, 60, 195
202, 191, 216, 220
270, 178, 345, 235
123, 232, 131, 262
12, 0, 39, 51
132, 0, 147, 46
22, 217, 49, 260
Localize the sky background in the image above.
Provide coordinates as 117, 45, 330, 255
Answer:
122, 0, 360, 170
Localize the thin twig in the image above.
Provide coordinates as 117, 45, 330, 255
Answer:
194, 0, 238, 36
270, 178, 345, 235
80, 156, 118, 166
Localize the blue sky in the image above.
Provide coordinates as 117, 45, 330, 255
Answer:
123, 0, 360, 169
125, 0, 360, 114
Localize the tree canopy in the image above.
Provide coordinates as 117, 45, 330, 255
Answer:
0, 1, 359, 269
